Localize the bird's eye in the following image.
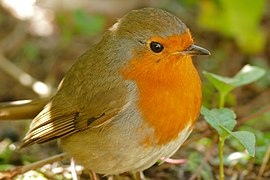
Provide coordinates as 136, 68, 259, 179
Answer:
150, 42, 164, 53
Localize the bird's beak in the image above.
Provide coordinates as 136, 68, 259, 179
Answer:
176, 44, 211, 56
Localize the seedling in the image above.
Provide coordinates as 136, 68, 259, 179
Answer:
201, 65, 265, 180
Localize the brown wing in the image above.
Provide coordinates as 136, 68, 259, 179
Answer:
21, 103, 79, 147
21, 46, 129, 148
21, 86, 127, 148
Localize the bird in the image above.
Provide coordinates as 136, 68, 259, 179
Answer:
21, 7, 210, 176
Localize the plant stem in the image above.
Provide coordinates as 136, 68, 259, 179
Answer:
219, 136, 225, 180
219, 93, 226, 108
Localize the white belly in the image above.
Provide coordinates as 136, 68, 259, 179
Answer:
60, 108, 192, 175
60, 82, 193, 175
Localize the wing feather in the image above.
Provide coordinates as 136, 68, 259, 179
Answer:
21, 75, 128, 148
21, 106, 78, 147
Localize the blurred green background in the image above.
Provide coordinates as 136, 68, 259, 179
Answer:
0, 0, 269, 179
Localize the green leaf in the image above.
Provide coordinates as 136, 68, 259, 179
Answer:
203, 65, 265, 95
219, 125, 256, 157
203, 71, 234, 96
218, 125, 256, 157
231, 65, 266, 87
230, 131, 256, 157
201, 106, 236, 137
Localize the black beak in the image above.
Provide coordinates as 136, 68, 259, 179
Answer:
178, 45, 211, 56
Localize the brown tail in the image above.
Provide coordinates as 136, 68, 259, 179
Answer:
0, 97, 50, 120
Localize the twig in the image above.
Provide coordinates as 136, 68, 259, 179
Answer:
189, 136, 217, 180
0, 153, 68, 179
0, 98, 49, 120
0, 21, 28, 54
237, 104, 270, 126
0, 50, 54, 97
256, 144, 270, 180
235, 90, 270, 118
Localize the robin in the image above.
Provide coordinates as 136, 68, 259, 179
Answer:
21, 8, 210, 176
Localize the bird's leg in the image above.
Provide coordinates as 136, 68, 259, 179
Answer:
160, 157, 187, 164
107, 175, 113, 180
135, 171, 145, 180
70, 158, 78, 180
88, 169, 100, 180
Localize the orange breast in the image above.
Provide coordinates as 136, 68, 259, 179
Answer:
122, 34, 202, 146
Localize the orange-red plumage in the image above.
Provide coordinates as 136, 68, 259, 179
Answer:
122, 32, 202, 145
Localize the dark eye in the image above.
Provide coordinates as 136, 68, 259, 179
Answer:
150, 42, 164, 53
